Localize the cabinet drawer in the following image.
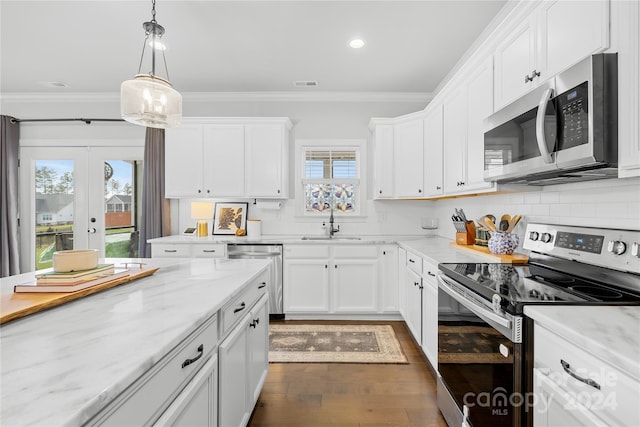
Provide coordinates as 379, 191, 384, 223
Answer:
93, 315, 218, 426
534, 324, 639, 427
220, 270, 269, 337
284, 245, 330, 259
333, 246, 377, 258
191, 244, 226, 258
152, 244, 190, 258
406, 251, 423, 275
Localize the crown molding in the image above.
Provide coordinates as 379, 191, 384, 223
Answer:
1, 91, 432, 104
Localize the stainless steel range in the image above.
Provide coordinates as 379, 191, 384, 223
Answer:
436, 223, 640, 427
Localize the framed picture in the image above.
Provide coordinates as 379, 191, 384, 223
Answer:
212, 202, 248, 235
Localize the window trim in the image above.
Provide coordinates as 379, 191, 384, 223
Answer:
295, 139, 367, 218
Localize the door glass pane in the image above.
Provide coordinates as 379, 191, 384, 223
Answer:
104, 160, 141, 257
35, 160, 74, 269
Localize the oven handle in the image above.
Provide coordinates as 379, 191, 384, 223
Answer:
437, 274, 512, 329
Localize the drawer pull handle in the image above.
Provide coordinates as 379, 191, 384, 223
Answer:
560, 359, 601, 390
203, 250, 216, 253
409, 259, 415, 263
427, 271, 436, 277
234, 302, 246, 313
250, 318, 260, 328
258, 282, 267, 289
181, 344, 204, 368
164, 249, 177, 253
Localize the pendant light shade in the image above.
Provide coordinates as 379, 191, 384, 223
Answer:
121, 0, 182, 129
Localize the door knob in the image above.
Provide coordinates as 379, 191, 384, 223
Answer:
88, 227, 97, 234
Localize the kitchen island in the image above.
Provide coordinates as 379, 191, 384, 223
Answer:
0, 257, 270, 426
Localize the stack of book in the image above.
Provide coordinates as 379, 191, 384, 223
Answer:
14, 264, 130, 293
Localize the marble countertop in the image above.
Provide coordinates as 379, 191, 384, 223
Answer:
147, 234, 424, 246
0, 257, 270, 426
524, 305, 640, 380
397, 236, 492, 265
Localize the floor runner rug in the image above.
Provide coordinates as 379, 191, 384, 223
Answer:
269, 324, 408, 364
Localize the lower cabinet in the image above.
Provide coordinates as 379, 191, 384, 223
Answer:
219, 294, 269, 427
283, 244, 395, 315
405, 268, 423, 344
421, 260, 439, 369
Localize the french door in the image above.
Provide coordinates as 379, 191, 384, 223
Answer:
19, 145, 143, 271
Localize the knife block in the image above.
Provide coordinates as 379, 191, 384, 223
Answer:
456, 221, 476, 245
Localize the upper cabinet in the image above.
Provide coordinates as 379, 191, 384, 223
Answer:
165, 118, 292, 199
423, 105, 444, 197
494, 0, 610, 110
393, 115, 425, 198
371, 122, 394, 199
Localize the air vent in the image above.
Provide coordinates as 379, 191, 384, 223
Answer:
294, 80, 318, 87
38, 81, 69, 88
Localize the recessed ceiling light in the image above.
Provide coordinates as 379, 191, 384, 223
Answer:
349, 39, 365, 49
294, 80, 318, 87
38, 81, 70, 88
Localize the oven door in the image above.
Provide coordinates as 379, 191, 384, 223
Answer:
437, 274, 523, 427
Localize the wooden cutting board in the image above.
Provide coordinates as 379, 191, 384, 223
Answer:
449, 242, 529, 264
0, 267, 159, 325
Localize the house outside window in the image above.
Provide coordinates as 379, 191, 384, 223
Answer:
296, 139, 366, 217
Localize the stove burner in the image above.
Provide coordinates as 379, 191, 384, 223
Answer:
569, 285, 623, 299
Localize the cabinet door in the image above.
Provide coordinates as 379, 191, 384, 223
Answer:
373, 124, 394, 199
421, 276, 438, 370
283, 259, 330, 312
165, 125, 204, 197
379, 245, 398, 312
405, 269, 422, 345
219, 317, 250, 427
247, 296, 269, 408
539, 0, 609, 78
494, 15, 538, 109
393, 119, 424, 198
245, 124, 287, 198
465, 57, 495, 192
154, 355, 217, 427
423, 105, 444, 197
398, 247, 407, 318
331, 258, 378, 313
443, 88, 467, 194
203, 125, 245, 197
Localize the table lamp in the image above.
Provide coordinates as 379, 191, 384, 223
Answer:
191, 202, 214, 237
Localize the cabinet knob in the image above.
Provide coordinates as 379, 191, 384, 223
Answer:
277, 189, 281, 194
197, 189, 202, 194
436, 186, 441, 190
379, 190, 383, 194
206, 189, 210, 194
418, 189, 422, 193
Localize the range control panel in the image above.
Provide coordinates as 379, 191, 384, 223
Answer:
523, 223, 640, 274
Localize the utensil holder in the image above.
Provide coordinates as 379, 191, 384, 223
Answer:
456, 221, 476, 245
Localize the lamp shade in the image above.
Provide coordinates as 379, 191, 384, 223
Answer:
191, 202, 214, 220
121, 74, 182, 129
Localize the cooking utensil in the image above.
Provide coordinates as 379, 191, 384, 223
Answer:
458, 209, 468, 222
499, 214, 511, 232
480, 215, 497, 232
506, 214, 522, 233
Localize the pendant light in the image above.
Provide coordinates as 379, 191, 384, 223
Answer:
121, 0, 182, 129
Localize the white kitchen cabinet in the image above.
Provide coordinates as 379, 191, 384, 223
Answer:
405, 267, 422, 345
494, 14, 539, 110
247, 296, 269, 407
245, 123, 289, 198
331, 245, 378, 313
423, 105, 444, 197
203, 125, 245, 197
378, 245, 399, 312
398, 247, 407, 319
494, 0, 609, 110
464, 57, 495, 193
443, 87, 468, 194
283, 244, 394, 315
372, 123, 395, 199
420, 259, 438, 369
532, 323, 639, 427
617, 0, 640, 178
90, 315, 219, 426
165, 118, 291, 199
154, 355, 218, 427
150, 242, 227, 259
165, 125, 208, 197
393, 117, 425, 198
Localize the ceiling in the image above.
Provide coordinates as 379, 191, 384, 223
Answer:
0, 1, 506, 96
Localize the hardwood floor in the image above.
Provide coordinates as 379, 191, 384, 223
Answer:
248, 320, 448, 427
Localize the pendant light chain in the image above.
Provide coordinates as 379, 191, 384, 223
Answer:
151, 0, 157, 23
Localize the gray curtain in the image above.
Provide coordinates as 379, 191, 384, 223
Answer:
1, 116, 20, 277
138, 127, 171, 257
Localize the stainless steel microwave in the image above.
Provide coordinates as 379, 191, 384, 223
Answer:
483, 53, 617, 185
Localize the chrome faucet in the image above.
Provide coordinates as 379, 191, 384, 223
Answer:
328, 208, 340, 237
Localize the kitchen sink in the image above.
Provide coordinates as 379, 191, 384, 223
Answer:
300, 236, 362, 241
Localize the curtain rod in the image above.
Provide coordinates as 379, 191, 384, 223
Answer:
10, 118, 125, 125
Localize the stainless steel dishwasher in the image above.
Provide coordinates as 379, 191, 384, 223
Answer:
227, 244, 283, 319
